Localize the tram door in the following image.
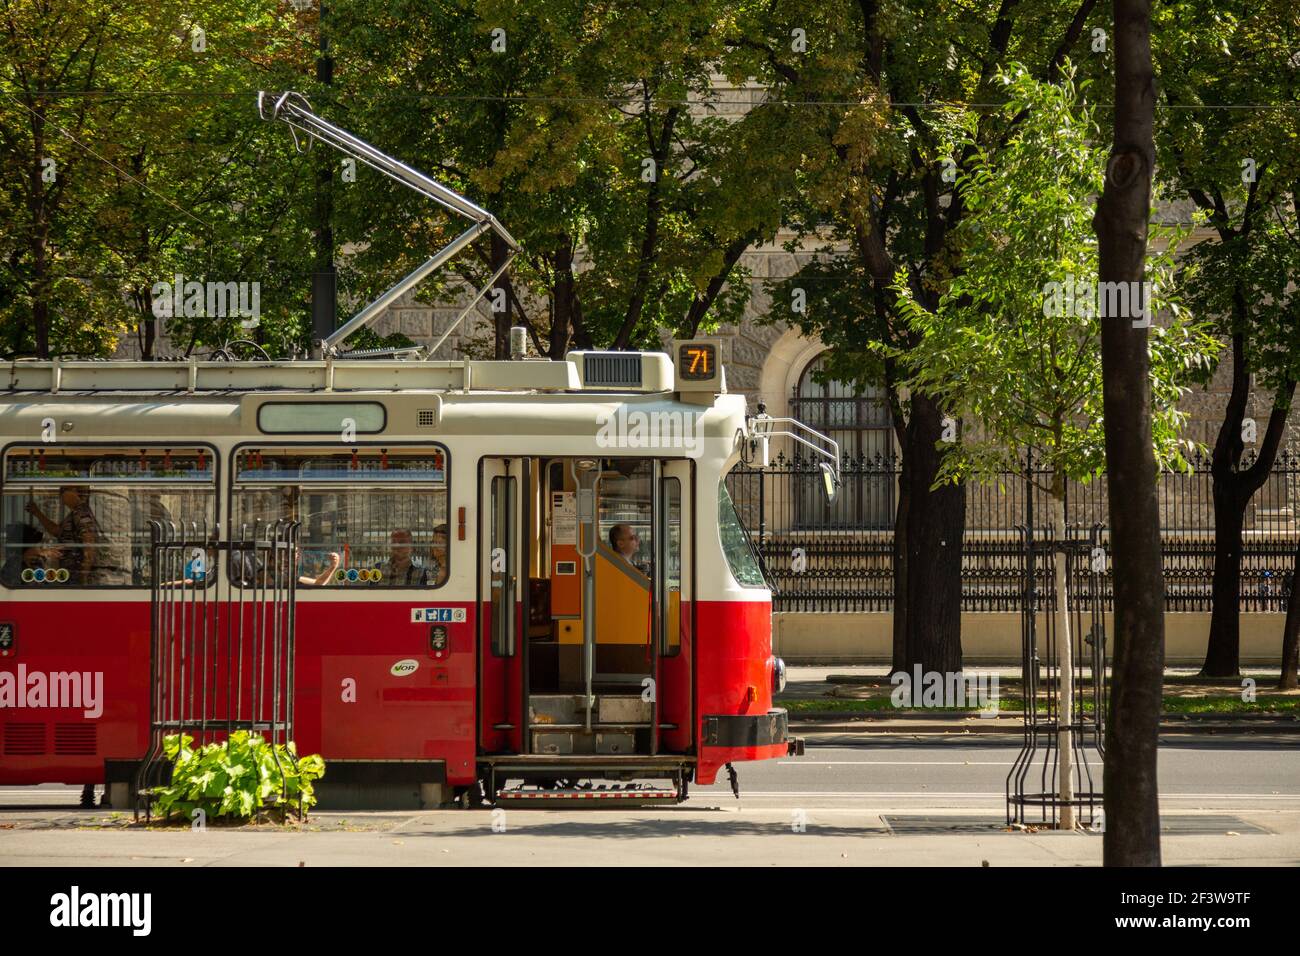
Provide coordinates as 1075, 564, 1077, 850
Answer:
477, 456, 692, 758
479, 457, 528, 754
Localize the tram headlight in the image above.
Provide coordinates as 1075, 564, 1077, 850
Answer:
772, 657, 787, 694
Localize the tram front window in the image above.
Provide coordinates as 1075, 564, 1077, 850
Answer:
231, 447, 449, 588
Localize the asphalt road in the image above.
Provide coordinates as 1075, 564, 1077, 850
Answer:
3, 733, 1298, 811
688, 734, 1300, 809
2, 734, 1297, 866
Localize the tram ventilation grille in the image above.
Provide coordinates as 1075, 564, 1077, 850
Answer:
417, 408, 437, 427
54, 723, 97, 756
583, 353, 642, 388
4, 722, 45, 756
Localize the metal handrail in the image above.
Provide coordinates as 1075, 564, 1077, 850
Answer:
749, 413, 841, 490
258, 90, 519, 354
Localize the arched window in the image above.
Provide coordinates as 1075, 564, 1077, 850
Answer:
791, 353, 894, 529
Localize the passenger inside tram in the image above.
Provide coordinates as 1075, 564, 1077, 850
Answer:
0, 524, 44, 586
23, 485, 130, 585
228, 488, 340, 587
373, 528, 429, 586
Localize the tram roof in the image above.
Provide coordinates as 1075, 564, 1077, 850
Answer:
1, 351, 713, 397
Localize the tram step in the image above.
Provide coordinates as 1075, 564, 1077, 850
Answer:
526, 722, 678, 731
533, 731, 636, 756
495, 787, 678, 803
528, 694, 652, 726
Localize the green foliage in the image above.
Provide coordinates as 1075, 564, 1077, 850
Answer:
1154, 0, 1300, 406
151, 731, 325, 822
892, 66, 1220, 492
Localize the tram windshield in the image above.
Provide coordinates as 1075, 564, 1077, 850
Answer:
718, 481, 766, 588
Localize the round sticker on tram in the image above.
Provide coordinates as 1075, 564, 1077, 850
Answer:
56, 569, 70, 583
390, 659, 419, 677
347, 568, 360, 583
33, 568, 46, 583
334, 568, 347, 583
21, 568, 35, 583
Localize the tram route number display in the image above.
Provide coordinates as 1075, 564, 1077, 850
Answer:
411, 607, 467, 623
678, 343, 716, 380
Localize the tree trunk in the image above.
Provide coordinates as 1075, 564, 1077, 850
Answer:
1202, 356, 1295, 676
897, 392, 964, 675
1094, 0, 1163, 867
549, 242, 575, 360
891, 452, 911, 673
1280, 537, 1300, 690
491, 231, 514, 359
29, 102, 51, 358
1051, 488, 1076, 829
1204, 480, 1245, 676
312, 16, 336, 351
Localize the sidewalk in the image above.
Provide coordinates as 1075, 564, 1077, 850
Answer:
2, 806, 1296, 866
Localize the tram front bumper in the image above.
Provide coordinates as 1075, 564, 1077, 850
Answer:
701, 708, 791, 748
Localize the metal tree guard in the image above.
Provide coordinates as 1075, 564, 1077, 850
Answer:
1007, 453, 1108, 828
134, 519, 300, 820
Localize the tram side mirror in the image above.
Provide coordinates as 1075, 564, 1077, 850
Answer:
819, 462, 838, 505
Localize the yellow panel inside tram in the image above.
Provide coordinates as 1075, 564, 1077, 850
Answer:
526, 458, 680, 691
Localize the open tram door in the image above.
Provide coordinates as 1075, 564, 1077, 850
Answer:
477, 454, 693, 802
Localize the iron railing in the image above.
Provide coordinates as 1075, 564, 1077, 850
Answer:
134, 519, 300, 819
726, 448, 1300, 613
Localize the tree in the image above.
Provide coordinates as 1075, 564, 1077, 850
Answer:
1153, 0, 1300, 677
744, 0, 1108, 675
327, 0, 788, 357
0, 0, 144, 357
1095, 0, 1164, 867
895, 65, 1215, 828
0, 0, 328, 360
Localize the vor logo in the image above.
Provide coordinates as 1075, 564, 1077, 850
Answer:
390, 659, 419, 677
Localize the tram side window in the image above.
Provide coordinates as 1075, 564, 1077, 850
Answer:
1, 447, 216, 588
231, 448, 449, 588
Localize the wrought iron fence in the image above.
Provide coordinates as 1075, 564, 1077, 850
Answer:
726, 448, 1300, 613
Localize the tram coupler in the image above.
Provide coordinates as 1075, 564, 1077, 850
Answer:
725, 762, 740, 799
787, 737, 805, 756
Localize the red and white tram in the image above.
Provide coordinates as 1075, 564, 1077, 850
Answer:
0, 348, 835, 805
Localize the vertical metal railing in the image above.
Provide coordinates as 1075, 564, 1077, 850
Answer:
135, 519, 299, 819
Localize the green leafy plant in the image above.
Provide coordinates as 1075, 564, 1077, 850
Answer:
151, 731, 325, 823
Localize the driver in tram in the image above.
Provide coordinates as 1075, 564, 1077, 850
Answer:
609, 523, 648, 576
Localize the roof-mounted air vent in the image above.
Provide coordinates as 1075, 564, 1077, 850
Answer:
581, 352, 643, 388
